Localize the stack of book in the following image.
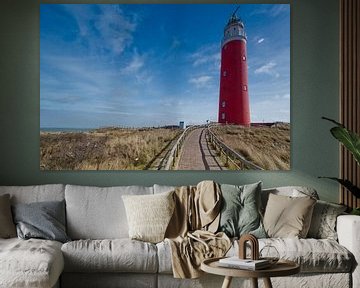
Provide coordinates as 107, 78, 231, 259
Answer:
218, 257, 271, 270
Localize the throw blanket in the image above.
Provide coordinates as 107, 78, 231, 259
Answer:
165, 181, 231, 278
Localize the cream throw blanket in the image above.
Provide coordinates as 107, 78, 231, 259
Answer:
165, 181, 231, 279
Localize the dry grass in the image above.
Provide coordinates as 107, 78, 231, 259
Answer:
211, 123, 290, 170
40, 127, 181, 170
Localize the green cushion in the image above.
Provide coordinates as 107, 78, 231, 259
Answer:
218, 182, 266, 238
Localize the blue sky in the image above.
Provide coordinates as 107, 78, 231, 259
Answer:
40, 4, 290, 128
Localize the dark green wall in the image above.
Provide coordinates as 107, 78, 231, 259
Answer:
0, 0, 340, 203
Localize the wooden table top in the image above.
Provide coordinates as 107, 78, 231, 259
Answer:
201, 257, 300, 278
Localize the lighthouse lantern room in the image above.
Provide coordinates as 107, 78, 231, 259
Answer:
218, 9, 251, 126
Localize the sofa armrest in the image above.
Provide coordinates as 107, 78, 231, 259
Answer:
337, 215, 360, 288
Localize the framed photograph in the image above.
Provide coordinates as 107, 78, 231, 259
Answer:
40, 4, 290, 171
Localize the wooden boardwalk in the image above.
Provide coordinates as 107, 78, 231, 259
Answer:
177, 128, 227, 170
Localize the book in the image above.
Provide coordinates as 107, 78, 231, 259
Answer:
218, 257, 271, 270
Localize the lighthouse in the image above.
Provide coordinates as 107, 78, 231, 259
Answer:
218, 9, 250, 126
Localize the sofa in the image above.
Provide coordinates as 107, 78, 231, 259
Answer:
0, 183, 359, 288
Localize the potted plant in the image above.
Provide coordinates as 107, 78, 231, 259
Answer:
320, 117, 360, 215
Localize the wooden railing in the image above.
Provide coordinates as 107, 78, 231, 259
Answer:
164, 126, 196, 170
206, 127, 264, 170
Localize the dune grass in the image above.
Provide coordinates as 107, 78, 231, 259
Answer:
211, 124, 290, 170
40, 127, 181, 170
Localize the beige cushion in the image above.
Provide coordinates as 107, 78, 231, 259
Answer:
61, 239, 158, 273
122, 191, 175, 243
0, 238, 63, 288
261, 186, 319, 213
0, 194, 16, 238
263, 193, 316, 238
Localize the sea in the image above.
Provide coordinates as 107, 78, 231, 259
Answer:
40, 128, 95, 133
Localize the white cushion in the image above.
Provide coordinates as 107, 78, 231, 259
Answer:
65, 185, 153, 239
0, 238, 63, 288
61, 239, 158, 273
0, 184, 65, 204
122, 191, 175, 243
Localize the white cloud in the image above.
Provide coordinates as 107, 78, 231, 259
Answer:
170, 37, 181, 50
120, 52, 152, 84
135, 71, 152, 84
254, 61, 280, 77
255, 61, 276, 74
273, 93, 290, 100
95, 6, 137, 54
283, 93, 290, 100
189, 75, 213, 88
257, 38, 265, 44
251, 97, 290, 123
121, 52, 145, 74
190, 46, 220, 68
66, 5, 138, 55
269, 5, 289, 17
251, 4, 289, 18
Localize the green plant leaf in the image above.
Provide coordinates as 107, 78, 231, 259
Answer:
319, 177, 360, 198
322, 116, 344, 127
330, 127, 360, 165
351, 208, 360, 215
322, 117, 360, 165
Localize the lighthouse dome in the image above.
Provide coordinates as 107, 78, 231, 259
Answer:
222, 12, 247, 47
227, 13, 244, 28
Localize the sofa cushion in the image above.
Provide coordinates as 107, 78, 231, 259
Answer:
0, 194, 16, 238
0, 184, 65, 204
61, 273, 157, 288
0, 238, 64, 288
158, 237, 353, 274
261, 186, 319, 213
234, 238, 353, 273
122, 191, 175, 243
218, 182, 266, 238
12, 200, 70, 243
65, 185, 153, 239
260, 238, 354, 273
263, 194, 316, 238
153, 184, 176, 194
61, 239, 158, 273
307, 200, 347, 240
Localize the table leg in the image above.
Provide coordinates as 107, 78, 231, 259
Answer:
251, 278, 258, 288
221, 276, 233, 288
263, 277, 273, 288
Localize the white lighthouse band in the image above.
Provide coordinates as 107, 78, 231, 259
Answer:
222, 35, 247, 48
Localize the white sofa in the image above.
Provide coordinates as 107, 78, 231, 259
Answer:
0, 184, 359, 288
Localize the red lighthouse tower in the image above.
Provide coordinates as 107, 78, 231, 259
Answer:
218, 10, 250, 126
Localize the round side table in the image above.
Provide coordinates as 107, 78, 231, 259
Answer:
201, 257, 300, 288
